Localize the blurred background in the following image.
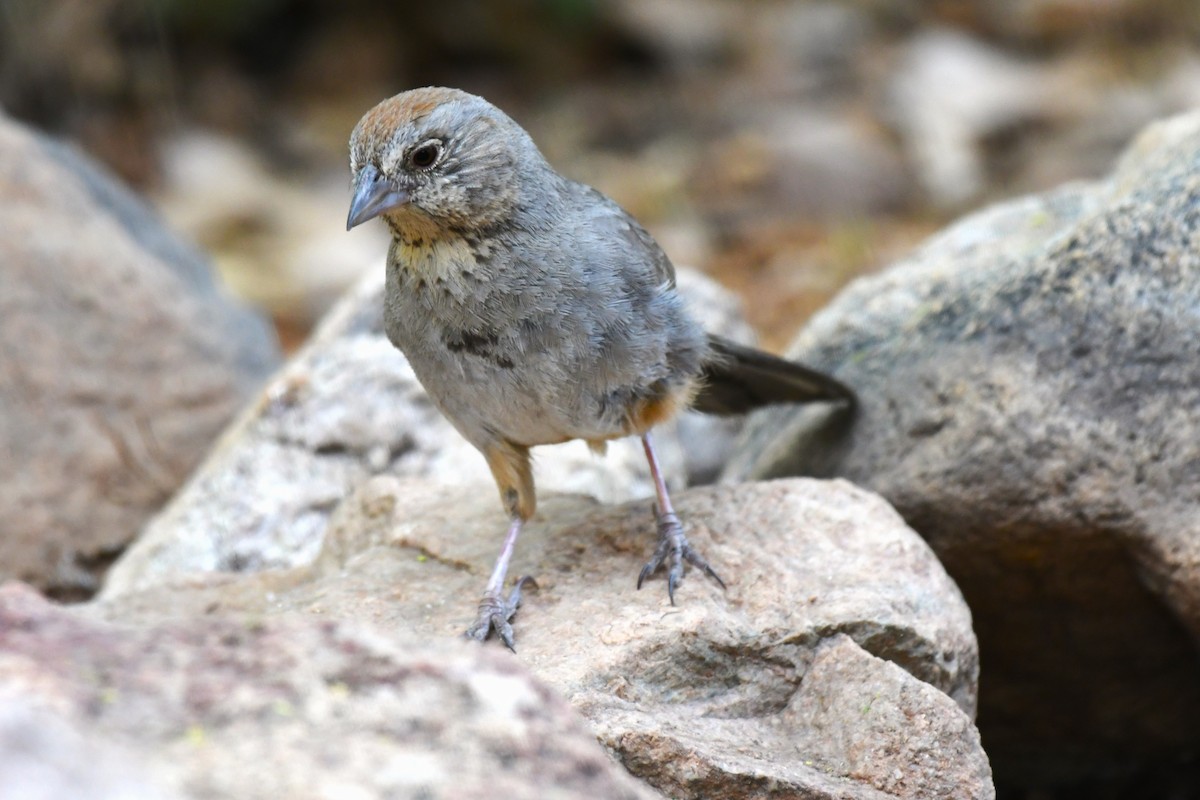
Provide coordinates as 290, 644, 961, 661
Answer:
4, 0, 1200, 353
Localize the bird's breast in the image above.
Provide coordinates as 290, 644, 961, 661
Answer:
394, 237, 478, 283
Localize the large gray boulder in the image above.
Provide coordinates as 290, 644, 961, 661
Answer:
0, 112, 279, 599
726, 111, 1200, 792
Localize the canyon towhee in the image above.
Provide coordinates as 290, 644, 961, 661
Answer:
347, 87, 854, 649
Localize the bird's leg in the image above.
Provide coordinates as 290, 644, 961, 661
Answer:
464, 516, 534, 651
465, 441, 537, 650
636, 430, 726, 603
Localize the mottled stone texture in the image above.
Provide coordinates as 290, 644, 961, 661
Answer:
95, 477, 993, 800
0, 583, 658, 800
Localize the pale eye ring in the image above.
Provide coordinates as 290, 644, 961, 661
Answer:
409, 140, 442, 169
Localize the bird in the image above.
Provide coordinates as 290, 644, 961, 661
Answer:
346, 87, 854, 649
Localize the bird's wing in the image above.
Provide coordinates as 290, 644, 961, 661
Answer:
572, 182, 676, 287
618, 213, 677, 288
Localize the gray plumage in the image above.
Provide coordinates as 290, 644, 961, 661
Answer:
347, 86, 853, 648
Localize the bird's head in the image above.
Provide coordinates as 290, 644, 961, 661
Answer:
346, 87, 543, 237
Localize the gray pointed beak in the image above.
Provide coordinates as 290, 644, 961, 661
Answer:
347, 164, 409, 230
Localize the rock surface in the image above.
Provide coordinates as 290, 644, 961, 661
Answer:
0, 582, 658, 800
0, 112, 279, 599
727, 111, 1200, 791
100, 266, 752, 599
0, 694, 177, 800
95, 477, 992, 800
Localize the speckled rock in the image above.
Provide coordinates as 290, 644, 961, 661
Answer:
726, 111, 1200, 792
0, 583, 658, 800
93, 477, 991, 800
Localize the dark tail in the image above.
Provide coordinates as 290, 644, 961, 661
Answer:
692, 335, 856, 416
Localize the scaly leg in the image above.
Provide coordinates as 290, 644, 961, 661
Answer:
464, 516, 534, 651
465, 440, 537, 650
636, 430, 726, 603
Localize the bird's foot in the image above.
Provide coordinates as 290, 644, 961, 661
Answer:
636, 512, 726, 604
464, 576, 536, 651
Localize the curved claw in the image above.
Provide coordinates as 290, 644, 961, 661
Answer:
636, 562, 656, 591
684, 549, 727, 590
464, 576, 538, 652
636, 512, 725, 603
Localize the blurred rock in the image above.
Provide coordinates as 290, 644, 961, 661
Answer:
885, 29, 1071, 208
95, 476, 988, 800
726, 110, 1200, 792
101, 266, 752, 598
0, 583, 655, 800
0, 694, 176, 800
699, 107, 907, 222
673, 268, 755, 483
1015, 51, 1200, 191
155, 131, 388, 328
0, 112, 279, 600
609, 0, 741, 69
753, 2, 870, 82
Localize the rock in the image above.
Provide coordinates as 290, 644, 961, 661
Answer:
726, 110, 1200, 792
155, 131, 388, 327
784, 636, 992, 800
698, 108, 907, 224
672, 268, 756, 483
0, 694, 178, 800
0, 112, 279, 599
608, 0, 741, 68
100, 266, 752, 598
885, 29, 1071, 208
750, 2, 870, 87
1016, 53, 1200, 194
604, 635, 991, 800
0, 583, 655, 800
94, 477, 991, 800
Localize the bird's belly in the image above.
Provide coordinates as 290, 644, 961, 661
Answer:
382, 268, 679, 449
400, 334, 609, 448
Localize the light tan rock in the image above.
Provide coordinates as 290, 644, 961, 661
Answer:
93, 477, 991, 800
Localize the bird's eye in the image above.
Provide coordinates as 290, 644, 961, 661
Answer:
409, 141, 442, 169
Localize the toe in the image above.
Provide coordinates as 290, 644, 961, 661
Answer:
464, 621, 490, 642
495, 618, 517, 652
505, 575, 536, 616
666, 567, 680, 605
683, 546, 727, 590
